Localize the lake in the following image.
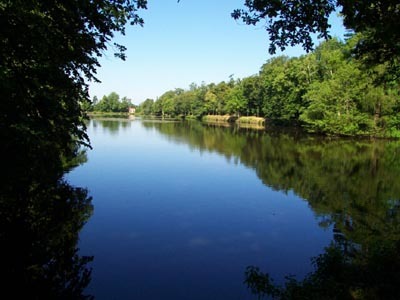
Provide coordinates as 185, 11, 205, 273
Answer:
66, 118, 400, 299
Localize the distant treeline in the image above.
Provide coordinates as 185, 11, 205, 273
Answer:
86, 92, 134, 113
136, 36, 400, 138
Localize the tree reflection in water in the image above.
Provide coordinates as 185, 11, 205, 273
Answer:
0, 151, 93, 299
92, 118, 132, 136
143, 120, 400, 300
245, 226, 400, 299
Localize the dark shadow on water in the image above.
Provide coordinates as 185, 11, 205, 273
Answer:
0, 147, 94, 299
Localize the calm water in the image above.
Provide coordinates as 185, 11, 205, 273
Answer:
66, 118, 400, 299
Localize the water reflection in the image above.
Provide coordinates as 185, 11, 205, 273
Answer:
142, 120, 400, 299
92, 118, 132, 135
245, 210, 400, 299
141, 121, 400, 200
0, 149, 93, 299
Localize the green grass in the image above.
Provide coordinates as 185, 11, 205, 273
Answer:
237, 116, 266, 125
87, 111, 130, 117
202, 115, 238, 123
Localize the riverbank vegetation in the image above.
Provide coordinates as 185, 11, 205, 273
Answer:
237, 116, 265, 126
136, 35, 399, 138
85, 92, 135, 114
202, 115, 237, 123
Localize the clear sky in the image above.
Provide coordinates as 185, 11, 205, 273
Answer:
88, 0, 346, 105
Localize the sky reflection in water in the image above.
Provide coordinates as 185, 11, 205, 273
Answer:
67, 118, 336, 299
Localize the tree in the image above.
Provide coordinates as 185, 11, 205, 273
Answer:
137, 98, 154, 115
225, 84, 247, 117
259, 56, 301, 123
187, 89, 205, 117
154, 90, 176, 117
108, 92, 121, 112
204, 90, 218, 114
213, 81, 231, 115
175, 93, 191, 116
93, 92, 132, 112
102, 92, 120, 111
300, 62, 368, 135
122, 96, 133, 111
300, 37, 400, 137
241, 76, 263, 116
232, 1, 400, 66
1, 0, 147, 191
93, 96, 99, 106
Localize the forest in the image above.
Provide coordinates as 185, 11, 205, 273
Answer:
88, 92, 133, 113
133, 35, 400, 138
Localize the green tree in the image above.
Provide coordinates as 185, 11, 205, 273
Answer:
241, 76, 263, 116
1, 0, 147, 191
213, 81, 232, 115
93, 92, 133, 112
361, 68, 400, 137
120, 96, 132, 112
225, 84, 247, 116
300, 38, 400, 137
314, 38, 346, 80
175, 92, 192, 116
300, 62, 369, 135
259, 56, 302, 123
232, 0, 400, 66
154, 90, 176, 117
204, 90, 218, 115
137, 98, 154, 115
188, 89, 205, 117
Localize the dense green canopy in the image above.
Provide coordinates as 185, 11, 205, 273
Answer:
232, 0, 400, 66
137, 37, 400, 138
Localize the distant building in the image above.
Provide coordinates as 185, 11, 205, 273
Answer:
128, 107, 136, 114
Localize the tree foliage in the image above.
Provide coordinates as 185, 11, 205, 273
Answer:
138, 37, 400, 138
232, 0, 335, 54
136, 98, 155, 115
232, 0, 400, 67
91, 92, 132, 112
1, 0, 147, 191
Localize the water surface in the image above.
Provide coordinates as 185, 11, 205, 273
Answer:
67, 118, 400, 299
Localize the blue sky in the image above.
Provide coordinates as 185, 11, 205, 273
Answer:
89, 0, 346, 104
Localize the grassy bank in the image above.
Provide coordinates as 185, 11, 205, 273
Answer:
87, 111, 131, 118
237, 116, 265, 126
202, 115, 267, 130
202, 115, 238, 123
